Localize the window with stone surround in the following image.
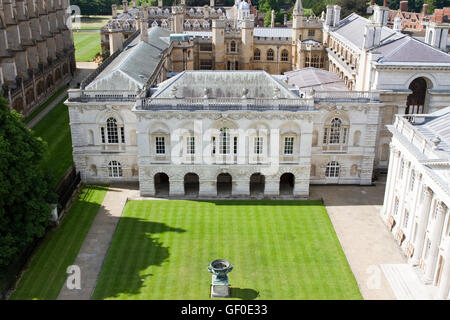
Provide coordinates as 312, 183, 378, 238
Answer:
254, 48, 261, 61
281, 49, 289, 62
325, 161, 340, 178
284, 137, 294, 155
100, 117, 125, 145
267, 48, 274, 61
219, 127, 230, 154
323, 118, 349, 147
108, 161, 122, 178
186, 136, 195, 155
254, 137, 263, 155
156, 136, 166, 154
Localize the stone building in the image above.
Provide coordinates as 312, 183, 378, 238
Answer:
381, 108, 450, 299
101, 0, 326, 74
0, 0, 76, 115
66, 1, 450, 197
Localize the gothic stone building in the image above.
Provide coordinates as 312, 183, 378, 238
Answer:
0, 0, 76, 116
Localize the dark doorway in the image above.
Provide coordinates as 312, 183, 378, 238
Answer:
250, 173, 265, 197
184, 173, 199, 197
280, 173, 295, 196
406, 77, 428, 114
154, 173, 169, 197
217, 173, 232, 197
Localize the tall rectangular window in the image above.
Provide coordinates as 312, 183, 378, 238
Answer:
403, 210, 409, 228
233, 137, 238, 154
212, 137, 216, 154
323, 128, 328, 144
120, 127, 125, 144
186, 136, 195, 155
254, 137, 263, 155
156, 137, 165, 154
284, 137, 294, 155
101, 127, 105, 144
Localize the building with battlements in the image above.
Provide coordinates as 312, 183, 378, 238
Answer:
0, 0, 76, 115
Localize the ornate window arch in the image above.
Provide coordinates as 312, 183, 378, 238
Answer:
254, 48, 261, 61
100, 117, 125, 144
230, 41, 236, 52
267, 48, 274, 61
219, 127, 231, 154
281, 49, 289, 62
323, 117, 349, 150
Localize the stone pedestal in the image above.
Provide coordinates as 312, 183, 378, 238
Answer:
210, 285, 230, 298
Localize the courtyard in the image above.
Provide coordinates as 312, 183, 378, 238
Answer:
91, 200, 362, 300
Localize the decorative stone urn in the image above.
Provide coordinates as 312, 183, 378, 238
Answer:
207, 259, 233, 298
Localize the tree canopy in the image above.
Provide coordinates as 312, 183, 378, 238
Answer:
0, 95, 56, 267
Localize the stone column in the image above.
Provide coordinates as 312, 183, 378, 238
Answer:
384, 148, 400, 219
438, 239, 450, 299
424, 201, 447, 283
381, 145, 396, 216
411, 186, 433, 265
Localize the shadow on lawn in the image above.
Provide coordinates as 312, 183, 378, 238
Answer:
92, 218, 185, 300
230, 288, 259, 300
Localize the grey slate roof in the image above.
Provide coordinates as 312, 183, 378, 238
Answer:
152, 70, 300, 99
333, 13, 403, 49
284, 68, 348, 91
86, 27, 171, 91
374, 36, 450, 64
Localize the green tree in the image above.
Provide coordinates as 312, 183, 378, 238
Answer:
0, 95, 56, 267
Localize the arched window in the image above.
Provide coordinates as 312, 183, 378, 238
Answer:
267, 48, 274, 61
281, 49, 289, 62
107, 118, 119, 143
323, 118, 348, 146
108, 161, 122, 177
325, 161, 340, 178
101, 117, 125, 144
219, 127, 230, 154
230, 41, 236, 52
254, 48, 261, 61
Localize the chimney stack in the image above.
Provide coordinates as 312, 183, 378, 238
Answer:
140, 12, 149, 43
210, 0, 215, 7
123, 1, 128, 13
423, 4, 429, 15
399, 1, 408, 12
325, 5, 334, 26
333, 5, 341, 27
158, 0, 163, 7
132, 0, 136, 8
271, 10, 275, 27
393, 16, 402, 32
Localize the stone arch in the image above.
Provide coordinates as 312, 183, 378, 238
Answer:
96, 109, 125, 125
250, 173, 265, 197
280, 172, 295, 196
36, 81, 44, 95
406, 76, 432, 114
154, 172, 169, 197
13, 97, 24, 114
217, 173, 232, 197
184, 173, 199, 197
26, 89, 35, 104
46, 74, 53, 89
323, 109, 350, 124
55, 68, 61, 81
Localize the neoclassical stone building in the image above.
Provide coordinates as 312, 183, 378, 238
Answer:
66, 1, 450, 199
381, 108, 450, 299
0, 0, 76, 115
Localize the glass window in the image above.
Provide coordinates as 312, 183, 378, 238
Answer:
410, 170, 415, 191
403, 210, 409, 228
230, 41, 236, 52
233, 137, 238, 154
220, 128, 230, 154
108, 161, 122, 177
156, 137, 165, 154
101, 127, 105, 144
284, 137, 294, 155
281, 50, 289, 62
254, 137, 263, 155
267, 49, 274, 61
325, 161, 340, 178
254, 49, 261, 61
107, 118, 119, 144
329, 118, 342, 144
186, 136, 195, 154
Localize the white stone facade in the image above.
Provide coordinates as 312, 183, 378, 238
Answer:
381, 109, 450, 299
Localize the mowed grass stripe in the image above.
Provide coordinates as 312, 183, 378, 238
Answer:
92, 200, 362, 300
10, 186, 108, 300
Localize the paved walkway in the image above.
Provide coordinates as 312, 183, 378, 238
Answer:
57, 186, 139, 300
310, 177, 407, 300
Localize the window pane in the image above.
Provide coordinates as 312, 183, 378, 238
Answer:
107, 118, 119, 144
156, 137, 165, 154
284, 137, 294, 154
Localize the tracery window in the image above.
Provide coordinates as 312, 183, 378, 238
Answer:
267, 48, 274, 61
254, 48, 261, 61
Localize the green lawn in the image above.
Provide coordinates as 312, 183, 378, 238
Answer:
23, 85, 67, 125
73, 32, 101, 62
31, 100, 73, 187
93, 200, 362, 300
9, 186, 108, 300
